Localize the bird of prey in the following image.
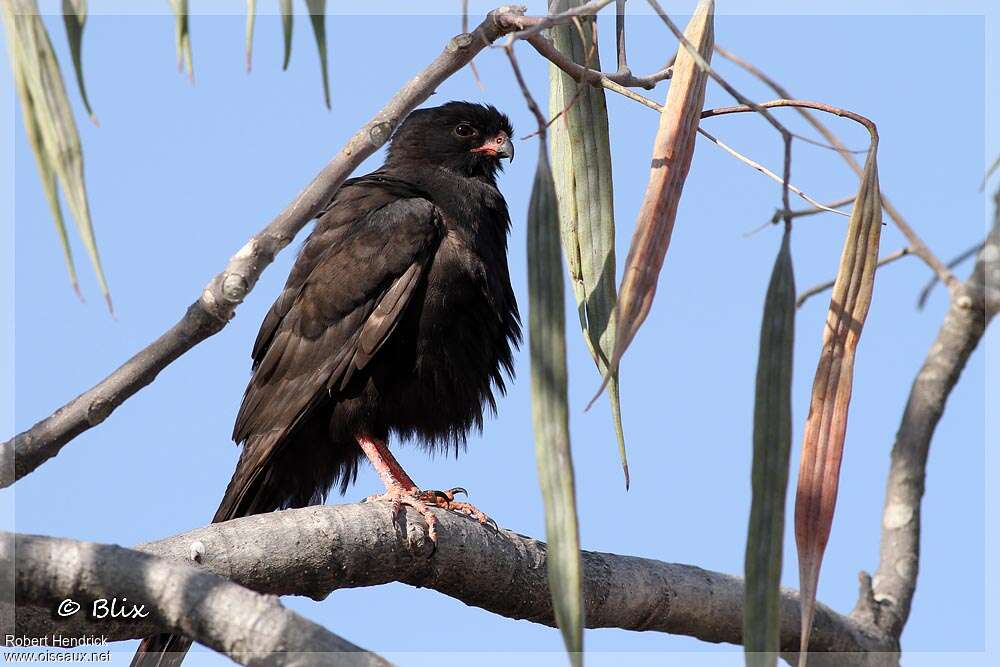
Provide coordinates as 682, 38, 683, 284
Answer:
132, 101, 520, 666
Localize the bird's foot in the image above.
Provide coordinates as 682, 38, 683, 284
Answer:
419, 487, 498, 531
363, 486, 498, 544
364, 485, 441, 543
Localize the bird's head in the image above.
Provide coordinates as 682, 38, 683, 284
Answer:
387, 101, 514, 180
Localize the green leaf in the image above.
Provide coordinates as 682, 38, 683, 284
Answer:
60, 0, 96, 124
169, 0, 193, 83
245, 0, 256, 72
548, 0, 628, 488
744, 228, 795, 667
3, 0, 111, 310
304, 0, 330, 109
280, 0, 293, 70
528, 143, 583, 667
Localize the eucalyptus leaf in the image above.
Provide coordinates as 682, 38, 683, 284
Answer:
549, 0, 628, 488
60, 0, 95, 123
304, 0, 330, 108
169, 0, 192, 82
528, 143, 583, 667
3, 0, 111, 309
744, 228, 795, 667
245, 0, 256, 72
280, 0, 293, 70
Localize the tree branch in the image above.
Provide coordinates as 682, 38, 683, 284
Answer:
796, 247, 912, 309
11, 503, 894, 660
714, 44, 958, 293
522, 31, 671, 90
2, 5, 543, 486
3, 531, 388, 666
862, 189, 999, 638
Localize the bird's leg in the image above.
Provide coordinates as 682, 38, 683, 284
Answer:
356, 435, 496, 541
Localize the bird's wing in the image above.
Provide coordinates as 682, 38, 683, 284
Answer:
220, 193, 441, 521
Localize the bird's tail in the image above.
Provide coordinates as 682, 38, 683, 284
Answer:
130, 424, 360, 667
130, 633, 192, 667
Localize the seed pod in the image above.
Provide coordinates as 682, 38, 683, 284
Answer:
795, 142, 882, 666
548, 0, 629, 487
744, 228, 796, 667
601, 0, 714, 395
527, 143, 583, 666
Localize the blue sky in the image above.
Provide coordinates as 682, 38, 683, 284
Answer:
2, 2, 997, 665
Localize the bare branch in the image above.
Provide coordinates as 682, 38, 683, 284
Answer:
916, 241, 985, 309
460, 0, 485, 90
862, 189, 999, 639
614, 0, 628, 75
4, 531, 388, 666
714, 44, 959, 293
11, 503, 894, 660
0, 5, 536, 486
796, 247, 912, 309
522, 31, 671, 90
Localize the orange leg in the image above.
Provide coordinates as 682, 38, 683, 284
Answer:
356, 435, 496, 542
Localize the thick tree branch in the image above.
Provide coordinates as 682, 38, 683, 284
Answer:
2, 532, 388, 666
11, 503, 894, 660
861, 190, 999, 638
2, 5, 547, 486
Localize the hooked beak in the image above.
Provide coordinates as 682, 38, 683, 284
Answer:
471, 132, 515, 162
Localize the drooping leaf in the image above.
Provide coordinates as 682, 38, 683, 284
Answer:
304, 0, 330, 109
549, 0, 628, 488
528, 143, 583, 667
169, 0, 193, 83
794, 142, 882, 665
60, 0, 96, 124
245, 0, 256, 72
597, 0, 714, 400
3, 0, 111, 310
280, 0, 293, 70
744, 228, 795, 667
11, 53, 80, 298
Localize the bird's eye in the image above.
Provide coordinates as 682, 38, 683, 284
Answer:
454, 123, 477, 138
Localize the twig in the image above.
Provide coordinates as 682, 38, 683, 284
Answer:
796, 247, 912, 309
644, 0, 790, 139
504, 43, 547, 135
697, 128, 849, 217
0, 5, 535, 486
6, 531, 388, 666
509, 0, 615, 40
8, 503, 896, 659
916, 241, 985, 309
771, 196, 855, 225
714, 44, 958, 293
522, 31, 671, 90
614, 0, 629, 76
980, 153, 1000, 192
461, 0, 485, 90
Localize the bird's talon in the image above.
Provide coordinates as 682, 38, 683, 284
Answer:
447, 486, 468, 499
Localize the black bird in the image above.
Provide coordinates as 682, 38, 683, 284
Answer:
132, 101, 520, 666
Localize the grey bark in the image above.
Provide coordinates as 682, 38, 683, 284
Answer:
2, 531, 390, 667
861, 189, 999, 638
10, 502, 893, 657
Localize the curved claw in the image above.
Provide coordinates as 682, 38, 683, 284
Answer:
447, 486, 468, 499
